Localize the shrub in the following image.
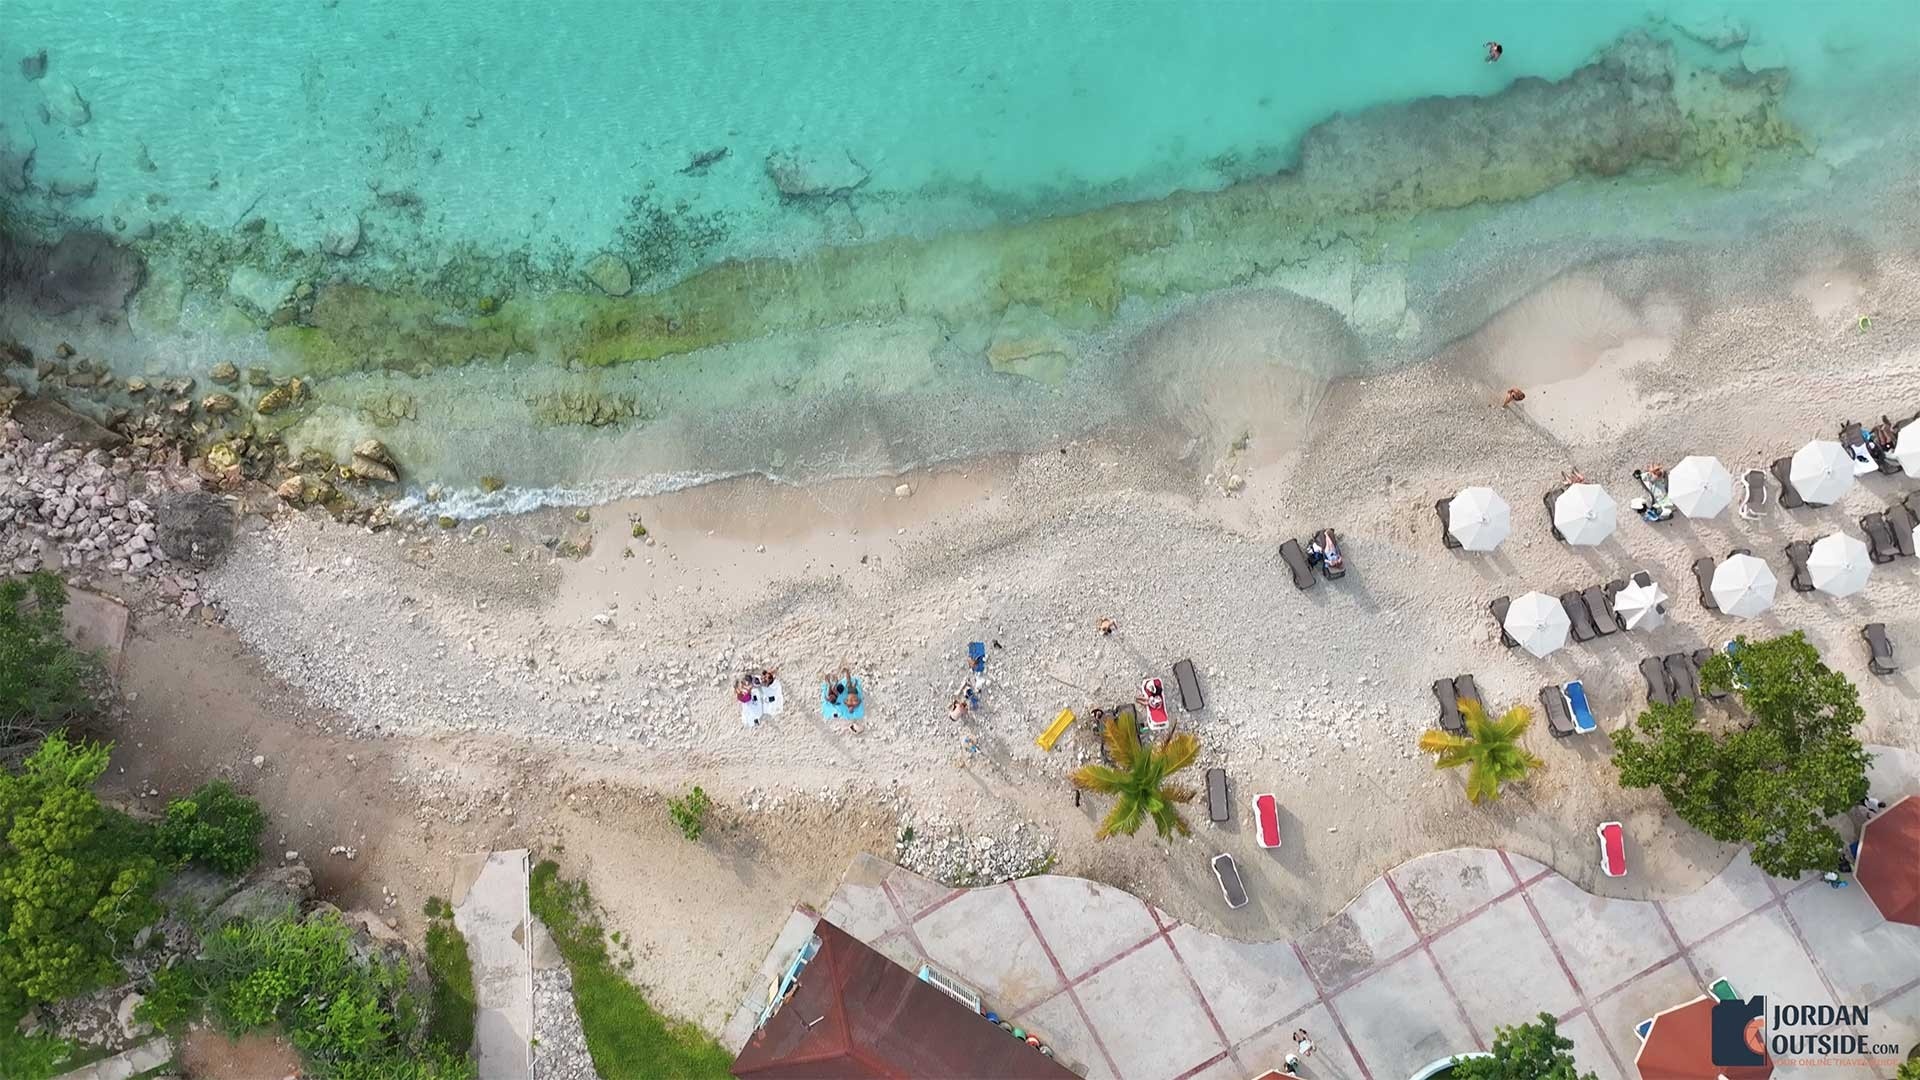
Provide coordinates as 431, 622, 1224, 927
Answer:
667, 786, 711, 842
0, 1026, 80, 1080
1, 572, 94, 758
158, 780, 266, 875
1453, 1012, 1595, 1079
0, 734, 160, 1016
1613, 632, 1870, 878
195, 912, 474, 1079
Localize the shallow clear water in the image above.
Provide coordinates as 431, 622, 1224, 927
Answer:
2, 1, 1915, 498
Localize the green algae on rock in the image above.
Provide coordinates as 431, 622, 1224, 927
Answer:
218, 34, 1799, 384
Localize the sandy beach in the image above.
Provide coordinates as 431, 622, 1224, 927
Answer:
96, 239, 1908, 1034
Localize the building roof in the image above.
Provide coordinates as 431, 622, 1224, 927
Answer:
731, 919, 1079, 1080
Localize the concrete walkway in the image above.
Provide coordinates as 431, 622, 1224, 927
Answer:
785, 848, 1918, 1080
51, 1037, 172, 1080
452, 849, 533, 1080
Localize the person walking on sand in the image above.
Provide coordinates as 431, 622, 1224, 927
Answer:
1500, 387, 1525, 407
1293, 1029, 1315, 1060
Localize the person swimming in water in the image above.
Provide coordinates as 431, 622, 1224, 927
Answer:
1485, 41, 1503, 63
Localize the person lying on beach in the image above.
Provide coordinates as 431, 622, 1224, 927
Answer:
822, 668, 851, 705
735, 678, 754, 705
758, 667, 778, 686
949, 697, 969, 722
1500, 386, 1524, 407
1097, 617, 1116, 636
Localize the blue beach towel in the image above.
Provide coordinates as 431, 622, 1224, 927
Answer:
822, 678, 867, 721
1564, 681, 1596, 734
968, 641, 987, 673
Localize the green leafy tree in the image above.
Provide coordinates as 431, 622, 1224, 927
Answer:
0, 734, 160, 1014
1, 572, 94, 757
1070, 718, 1200, 840
1898, 1054, 1920, 1080
667, 786, 711, 842
158, 781, 267, 875
1613, 633, 1869, 878
1452, 1012, 1596, 1080
1418, 699, 1543, 804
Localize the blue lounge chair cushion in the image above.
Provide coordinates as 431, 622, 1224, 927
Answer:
1565, 681, 1596, 733
1636, 1018, 1652, 1041
822, 678, 867, 721
968, 642, 986, 671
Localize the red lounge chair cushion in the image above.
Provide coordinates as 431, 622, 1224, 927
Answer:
1598, 822, 1626, 876
1254, 794, 1281, 848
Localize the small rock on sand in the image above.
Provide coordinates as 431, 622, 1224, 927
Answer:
894, 483, 913, 498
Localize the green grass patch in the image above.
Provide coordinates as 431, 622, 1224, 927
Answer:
528, 860, 731, 1078
0, 1028, 83, 1080
423, 898, 478, 1055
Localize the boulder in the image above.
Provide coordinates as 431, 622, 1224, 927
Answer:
255, 378, 305, 414
10, 395, 125, 449
584, 252, 633, 297
209, 361, 240, 385
209, 863, 314, 926
321, 212, 362, 257
226, 265, 297, 316
0, 126, 32, 194
351, 455, 398, 484
353, 438, 395, 467
1671, 8, 1748, 49
764, 148, 869, 199
155, 491, 233, 570
115, 991, 152, 1041
276, 475, 305, 501
20, 49, 48, 80
201, 393, 236, 414
42, 79, 90, 127
155, 867, 239, 917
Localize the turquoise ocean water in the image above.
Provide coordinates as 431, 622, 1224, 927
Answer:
2, 1, 1916, 502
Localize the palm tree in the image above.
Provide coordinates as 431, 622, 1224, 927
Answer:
1070, 716, 1201, 840
1418, 699, 1543, 804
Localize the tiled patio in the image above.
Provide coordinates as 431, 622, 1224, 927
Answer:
734, 846, 1920, 1080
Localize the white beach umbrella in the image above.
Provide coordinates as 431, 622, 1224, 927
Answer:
1449, 487, 1510, 552
1668, 456, 1733, 519
1789, 440, 1855, 505
1613, 578, 1668, 631
1711, 554, 1777, 618
1894, 427, 1920, 478
1553, 484, 1617, 546
1808, 533, 1871, 598
1504, 591, 1571, 659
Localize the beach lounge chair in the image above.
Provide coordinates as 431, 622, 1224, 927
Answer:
1887, 502, 1920, 558
1641, 656, 1676, 706
1771, 456, 1806, 509
1432, 678, 1464, 734
1489, 596, 1519, 649
1206, 767, 1229, 823
1278, 538, 1317, 591
1252, 792, 1281, 849
1664, 652, 1700, 703
1544, 486, 1567, 543
1455, 674, 1484, 716
1860, 513, 1899, 564
1635, 1018, 1653, 1041
1436, 498, 1462, 550
1564, 680, 1597, 734
1692, 557, 1719, 612
1864, 623, 1899, 676
1738, 468, 1770, 520
1212, 853, 1248, 910
1784, 540, 1816, 592
1172, 658, 1205, 712
1709, 977, 1740, 1003
1583, 585, 1620, 635
1692, 649, 1729, 701
1539, 685, 1575, 738
1598, 821, 1627, 878
1561, 591, 1599, 643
